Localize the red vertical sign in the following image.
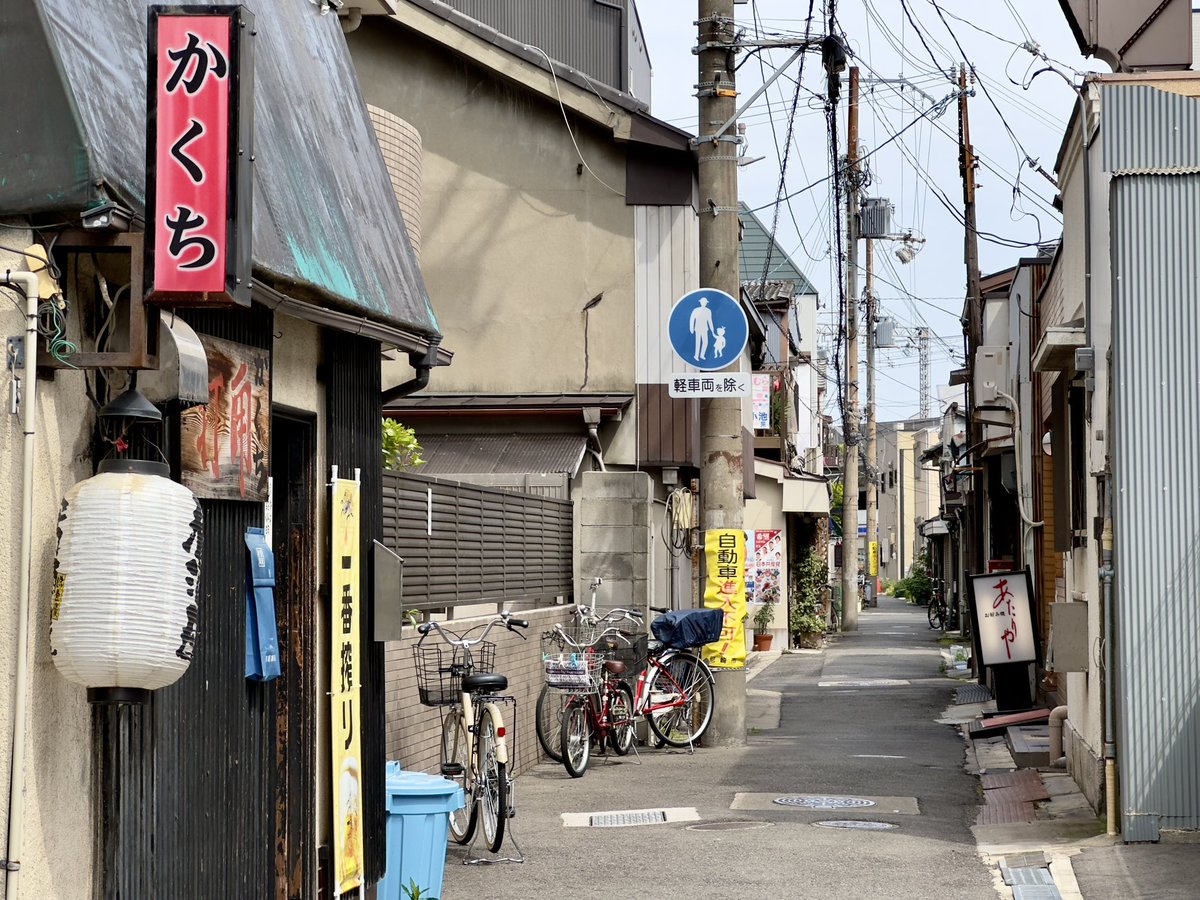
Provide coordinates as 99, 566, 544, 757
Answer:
154, 15, 230, 292
147, 7, 253, 305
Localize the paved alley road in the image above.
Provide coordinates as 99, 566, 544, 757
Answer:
440, 596, 995, 900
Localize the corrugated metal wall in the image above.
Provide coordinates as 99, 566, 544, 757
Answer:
441, 0, 623, 90
381, 470, 573, 610
1112, 172, 1200, 841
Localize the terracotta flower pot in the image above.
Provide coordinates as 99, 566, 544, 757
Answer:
752, 632, 773, 652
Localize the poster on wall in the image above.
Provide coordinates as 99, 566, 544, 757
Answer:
180, 333, 270, 501
331, 477, 365, 894
753, 530, 783, 605
702, 529, 747, 669
968, 569, 1038, 666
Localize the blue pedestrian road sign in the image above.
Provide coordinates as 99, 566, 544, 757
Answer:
667, 289, 748, 372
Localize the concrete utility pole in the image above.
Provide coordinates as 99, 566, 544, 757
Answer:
864, 235, 877, 608
697, 0, 745, 746
840, 66, 861, 631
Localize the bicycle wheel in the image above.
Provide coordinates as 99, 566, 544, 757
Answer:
560, 695, 592, 778
645, 652, 715, 748
928, 600, 944, 630
476, 713, 507, 852
607, 681, 636, 756
440, 711, 476, 844
535, 684, 567, 762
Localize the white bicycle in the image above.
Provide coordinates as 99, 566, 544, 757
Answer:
413, 612, 528, 852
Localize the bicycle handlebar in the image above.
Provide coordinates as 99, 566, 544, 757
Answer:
416, 612, 526, 647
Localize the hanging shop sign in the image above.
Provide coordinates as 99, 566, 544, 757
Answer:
146, 6, 254, 305
331, 475, 365, 894
967, 569, 1038, 666
180, 333, 270, 501
751, 374, 772, 430
701, 529, 747, 669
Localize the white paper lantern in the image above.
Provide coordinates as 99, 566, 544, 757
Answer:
50, 460, 203, 702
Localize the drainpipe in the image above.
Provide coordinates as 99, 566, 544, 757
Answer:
381, 337, 440, 404
1048, 705, 1068, 766
339, 7, 362, 33
3, 269, 41, 900
1099, 487, 1117, 836
583, 407, 606, 472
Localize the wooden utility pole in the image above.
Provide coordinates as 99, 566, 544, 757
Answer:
840, 66, 861, 631
959, 63, 984, 639
864, 234, 877, 607
697, 0, 745, 745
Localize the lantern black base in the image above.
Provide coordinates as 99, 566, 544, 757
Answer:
87, 687, 152, 705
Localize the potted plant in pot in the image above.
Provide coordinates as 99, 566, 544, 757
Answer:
752, 601, 776, 651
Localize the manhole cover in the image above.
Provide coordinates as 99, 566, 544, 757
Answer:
687, 821, 772, 832
812, 820, 898, 830
589, 810, 668, 827
773, 796, 876, 810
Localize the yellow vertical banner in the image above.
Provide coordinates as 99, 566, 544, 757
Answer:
869, 541, 879, 577
701, 529, 747, 669
331, 478, 365, 895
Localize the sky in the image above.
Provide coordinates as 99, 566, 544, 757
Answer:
634, 0, 1104, 422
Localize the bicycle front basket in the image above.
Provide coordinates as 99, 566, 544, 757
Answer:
412, 641, 496, 707
650, 608, 725, 650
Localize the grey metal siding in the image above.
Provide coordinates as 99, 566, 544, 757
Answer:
441, 0, 623, 90
1103, 84, 1200, 173
381, 470, 573, 610
1112, 173, 1200, 841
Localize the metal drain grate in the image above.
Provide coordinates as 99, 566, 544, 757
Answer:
956, 684, 993, 704
589, 810, 668, 827
812, 820, 897, 830
773, 795, 877, 810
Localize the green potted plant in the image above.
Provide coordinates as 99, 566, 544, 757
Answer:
789, 544, 830, 649
752, 601, 776, 651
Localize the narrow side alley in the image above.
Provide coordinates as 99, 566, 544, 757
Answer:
441, 597, 995, 900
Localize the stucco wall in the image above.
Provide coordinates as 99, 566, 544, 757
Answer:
1055, 97, 1105, 800
350, 20, 636, 395
0, 233, 94, 899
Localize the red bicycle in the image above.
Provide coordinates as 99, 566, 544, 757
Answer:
542, 625, 637, 778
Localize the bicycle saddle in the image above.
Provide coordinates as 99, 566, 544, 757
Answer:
603, 660, 626, 676
462, 673, 508, 694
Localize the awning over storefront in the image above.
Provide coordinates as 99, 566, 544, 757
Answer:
781, 475, 830, 515
921, 517, 951, 537
0, 0, 441, 352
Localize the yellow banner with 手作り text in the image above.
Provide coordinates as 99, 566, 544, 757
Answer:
702, 529, 747, 669
331, 478, 365, 895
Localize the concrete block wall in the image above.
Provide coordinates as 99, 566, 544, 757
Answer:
577, 471, 655, 616
383, 605, 575, 777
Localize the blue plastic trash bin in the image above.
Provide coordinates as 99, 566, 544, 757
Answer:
379, 762, 465, 900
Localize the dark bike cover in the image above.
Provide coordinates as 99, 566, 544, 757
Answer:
651, 608, 725, 649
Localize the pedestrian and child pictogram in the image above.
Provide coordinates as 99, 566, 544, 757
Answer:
667, 289, 749, 372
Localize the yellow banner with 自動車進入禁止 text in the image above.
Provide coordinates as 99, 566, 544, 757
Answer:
701, 529, 747, 669
331, 477, 364, 895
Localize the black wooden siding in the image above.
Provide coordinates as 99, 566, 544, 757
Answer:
323, 330, 387, 886
381, 470, 573, 610
94, 305, 285, 899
